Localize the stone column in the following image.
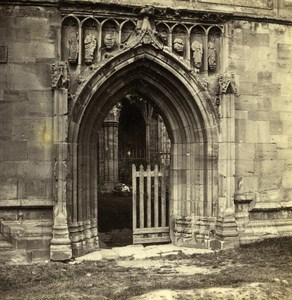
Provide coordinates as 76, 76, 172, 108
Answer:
211, 72, 239, 250
50, 61, 72, 261
100, 105, 120, 190
141, 102, 153, 164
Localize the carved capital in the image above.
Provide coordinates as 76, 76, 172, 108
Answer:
104, 104, 121, 123
51, 61, 70, 89
218, 72, 238, 94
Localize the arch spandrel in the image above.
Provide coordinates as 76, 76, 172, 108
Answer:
68, 46, 220, 146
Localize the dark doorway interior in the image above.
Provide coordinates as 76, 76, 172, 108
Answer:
118, 97, 147, 184
98, 96, 171, 247
98, 98, 147, 247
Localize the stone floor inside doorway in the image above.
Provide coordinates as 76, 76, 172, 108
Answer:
1, 237, 292, 300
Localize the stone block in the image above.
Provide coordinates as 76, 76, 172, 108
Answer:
1, 140, 28, 161
0, 161, 17, 178
277, 43, 292, 59
235, 119, 246, 143
0, 102, 12, 120
282, 120, 292, 135
277, 149, 292, 162
257, 96, 272, 110
248, 111, 279, 121
25, 180, 46, 198
28, 90, 53, 117
12, 102, 27, 119
271, 135, 289, 149
28, 141, 52, 162
280, 112, 292, 120
255, 160, 285, 177
241, 176, 259, 192
0, 121, 12, 139
237, 83, 258, 97
8, 41, 55, 63
283, 171, 292, 189
29, 117, 53, 142
272, 99, 292, 112
235, 143, 255, 160
0, 179, 17, 199
253, 83, 281, 97
257, 71, 273, 85
258, 175, 282, 190
255, 143, 277, 160
5, 63, 51, 91
270, 120, 282, 135
235, 110, 248, 119
3, 90, 22, 102
29, 249, 50, 262
235, 159, 255, 176
257, 121, 270, 143
243, 32, 269, 47
17, 161, 52, 179
12, 119, 29, 141
246, 120, 259, 143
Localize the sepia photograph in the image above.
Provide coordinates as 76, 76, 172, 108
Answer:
0, 0, 291, 299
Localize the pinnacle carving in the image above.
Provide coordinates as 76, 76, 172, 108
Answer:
51, 61, 70, 89
218, 72, 238, 94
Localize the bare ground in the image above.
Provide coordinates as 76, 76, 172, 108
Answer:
0, 237, 292, 300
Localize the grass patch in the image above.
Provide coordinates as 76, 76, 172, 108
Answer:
0, 237, 292, 299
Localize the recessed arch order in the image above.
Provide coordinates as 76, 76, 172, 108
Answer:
67, 45, 219, 256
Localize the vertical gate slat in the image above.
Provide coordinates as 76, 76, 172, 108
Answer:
161, 165, 166, 227
139, 165, 144, 228
132, 164, 137, 230
147, 165, 151, 228
154, 164, 159, 227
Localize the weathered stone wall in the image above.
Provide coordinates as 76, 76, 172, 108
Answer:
0, 0, 292, 258
0, 5, 60, 219
230, 20, 292, 202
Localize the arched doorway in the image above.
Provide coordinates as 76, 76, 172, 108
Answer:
66, 46, 219, 257
97, 96, 170, 247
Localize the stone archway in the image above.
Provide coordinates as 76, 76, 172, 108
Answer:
62, 46, 219, 257
48, 42, 232, 260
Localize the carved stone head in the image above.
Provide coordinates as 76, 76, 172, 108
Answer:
173, 37, 184, 53
104, 33, 116, 50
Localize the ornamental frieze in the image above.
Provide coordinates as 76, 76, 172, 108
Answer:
61, 7, 224, 75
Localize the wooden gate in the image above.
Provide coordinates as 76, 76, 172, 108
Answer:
132, 164, 170, 244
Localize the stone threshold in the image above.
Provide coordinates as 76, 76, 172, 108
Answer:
74, 244, 214, 262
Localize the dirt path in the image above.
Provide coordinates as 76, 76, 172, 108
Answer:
0, 237, 292, 300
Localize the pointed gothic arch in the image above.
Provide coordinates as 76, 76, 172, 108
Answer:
66, 45, 220, 256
